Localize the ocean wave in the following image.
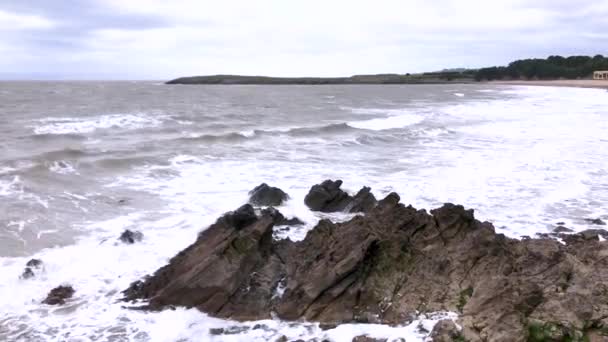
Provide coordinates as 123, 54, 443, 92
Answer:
31, 133, 87, 141
341, 106, 417, 116
94, 156, 159, 170
348, 114, 425, 131
36, 148, 89, 161
180, 123, 358, 143
179, 131, 253, 143
263, 123, 356, 137
0, 166, 17, 176
31, 113, 171, 135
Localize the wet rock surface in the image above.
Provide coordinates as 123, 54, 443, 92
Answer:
262, 207, 305, 226
585, 218, 606, 225
123, 182, 608, 341
553, 225, 573, 233
304, 180, 377, 213
249, 183, 289, 207
351, 336, 387, 342
43, 285, 75, 305
119, 229, 143, 244
21, 259, 43, 279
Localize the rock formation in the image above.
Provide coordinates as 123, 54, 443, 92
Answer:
585, 218, 606, 226
430, 320, 462, 342
123, 182, 608, 341
119, 229, 143, 244
20, 258, 43, 279
303, 180, 376, 213
249, 183, 289, 207
261, 207, 305, 226
43, 285, 75, 305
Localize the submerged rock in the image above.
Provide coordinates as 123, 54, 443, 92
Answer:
585, 218, 606, 226
43, 285, 75, 305
123, 182, 608, 341
26, 259, 43, 268
304, 180, 377, 213
119, 230, 143, 244
249, 183, 289, 207
21, 258, 43, 279
553, 225, 573, 233
352, 336, 387, 342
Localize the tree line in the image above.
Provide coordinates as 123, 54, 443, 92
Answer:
475, 55, 608, 81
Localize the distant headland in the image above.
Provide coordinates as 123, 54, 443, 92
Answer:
166, 55, 608, 85
165, 72, 476, 85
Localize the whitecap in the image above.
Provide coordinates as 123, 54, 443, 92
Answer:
31, 113, 170, 135
348, 114, 425, 131
49, 161, 78, 175
0, 176, 23, 196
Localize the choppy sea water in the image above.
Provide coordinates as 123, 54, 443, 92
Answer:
0, 82, 607, 341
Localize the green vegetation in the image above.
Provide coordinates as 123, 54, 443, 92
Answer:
475, 55, 608, 81
454, 334, 468, 342
457, 286, 474, 313
527, 321, 590, 342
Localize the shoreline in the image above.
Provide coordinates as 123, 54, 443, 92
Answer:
491, 79, 608, 90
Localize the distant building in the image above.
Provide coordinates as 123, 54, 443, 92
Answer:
594, 71, 608, 80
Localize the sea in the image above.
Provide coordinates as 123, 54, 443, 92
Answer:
0, 82, 607, 341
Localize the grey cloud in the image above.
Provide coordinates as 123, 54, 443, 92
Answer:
0, 0, 607, 79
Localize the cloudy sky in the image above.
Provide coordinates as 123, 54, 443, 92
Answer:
0, 0, 606, 79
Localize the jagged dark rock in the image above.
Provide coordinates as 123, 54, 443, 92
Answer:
261, 207, 304, 226
346, 186, 377, 213
123, 183, 608, 342
304, 180, 377, 213
42, 285, 75, 305
119, 229, 143, 244
26, 259, 43, 268
319, 323, 337, 331
21, 259, 43, 279
218, 204, 258, 230
249, 183, 289, 207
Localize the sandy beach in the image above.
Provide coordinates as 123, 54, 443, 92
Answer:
492, 79, 608, 89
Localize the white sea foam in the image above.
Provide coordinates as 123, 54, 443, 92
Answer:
453, 93, 465, 97
32, 113, 171, 135
2, 85, 608, 341
49, 161, 78, 175
348, 113, 425, 131
0, 176, 23, 196
0, 166, 17, 175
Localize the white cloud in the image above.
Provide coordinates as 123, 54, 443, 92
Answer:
0, 0, 606, 78
0, 9, 55, 30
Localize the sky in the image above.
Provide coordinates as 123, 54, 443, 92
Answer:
0, 0, 606, 80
